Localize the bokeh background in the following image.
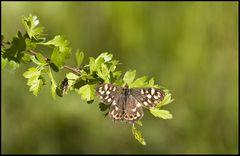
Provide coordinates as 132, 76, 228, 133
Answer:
1, 2, 238, 154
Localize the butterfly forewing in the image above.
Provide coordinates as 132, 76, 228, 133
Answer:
130, 88, 165, 108
96, 83, 123, 105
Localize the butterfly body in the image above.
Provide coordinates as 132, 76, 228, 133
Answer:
96, 83, 165, 123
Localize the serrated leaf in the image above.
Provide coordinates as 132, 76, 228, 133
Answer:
132, 124, 146, 146
123, 70, 136, 85
43, 35, 71, 68
129, 76, 148, 88
44, 35, 69, 51
149, 108, 173, 119
2, 31, 26, 63
23, 67, 44, 96
66, 72, 79, 80
156, 93, 174, 108
96, 52, 112, 62
75, 50, 84, 67
29, 76, 44, 96
48, 67, 57, 99
78, 84, 95, 101
89, 57, 104, 73
50, 47, 71, 68
23, 67, 40, 78
22, 14, 44, 39
97, 63, 109, 82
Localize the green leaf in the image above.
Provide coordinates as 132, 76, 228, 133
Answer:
1, 57, 7, 69
132, 124, 146, 146
75, 50, 84, 67
21, 53, 32, 63
66, 72, 79, 80
48, 67, 57, 99
43, 35, 71, 68
29, 76, 44, 96
22, 14, 44, 39
30, 55, 42, 65
96, 52, 113, 62
135, 120, 143, 126
25, 38, 37, 50
2, 31, 26, 63
129, 76, 148, 88
156, 92, 174, 108
43, 35, 69, 51
78, 84, 95, 101
123, 70, 136, 85
23, 67, 40, 78
50, 47, 71, 68
149, 108, 173, 119
23, 67, 44, 96
97, 63, 110, 82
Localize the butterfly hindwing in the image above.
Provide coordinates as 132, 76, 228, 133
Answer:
130, 88, 165, 108
108, 94, 125, 121
123, 94, 144, 123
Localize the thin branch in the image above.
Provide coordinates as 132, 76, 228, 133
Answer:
28, 50, 82, 75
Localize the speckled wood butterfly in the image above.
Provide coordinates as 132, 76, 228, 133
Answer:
96, 83, 165, 123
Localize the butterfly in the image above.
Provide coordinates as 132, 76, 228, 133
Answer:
96, 83, 165, 123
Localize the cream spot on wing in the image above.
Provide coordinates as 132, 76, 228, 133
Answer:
147, 99, 152, 103
154, 100, 158, 104
115, 107, 119, 111
99, 86, 103, 91
136, 103, 141, 107
112, 87, 116, 91
111, 110, 114, 115
112, 100, 116, 105
107, 98, 112, 102
147, 94, 151, 99
143, 102, 148, 106
151, 88, 155, 95
137, 112, 140, 117
104, 96, 109, 99
145, 90, 149, 94
132, 108, 137, 112
106, 90, 111, 95
104, 84, 108, 90
141, 89, 144, 94
154, 95, 158, 99
100, 91, 105, 94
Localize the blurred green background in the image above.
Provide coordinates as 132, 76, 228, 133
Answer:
1, 2, 238, 154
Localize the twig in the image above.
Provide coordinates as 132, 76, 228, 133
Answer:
28, 50, 81, 75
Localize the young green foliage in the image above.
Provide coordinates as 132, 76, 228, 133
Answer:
1, 14, 174, 146
132, 124, 146, 146
23, 66, 44, 96
22, 14, 44, 39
